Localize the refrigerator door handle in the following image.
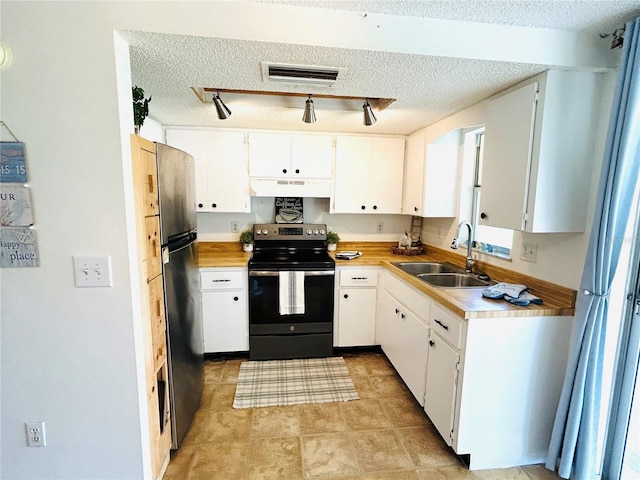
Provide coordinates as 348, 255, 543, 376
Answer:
162, 247, 170, 264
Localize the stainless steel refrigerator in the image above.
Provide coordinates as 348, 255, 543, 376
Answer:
156, 143, 203, 449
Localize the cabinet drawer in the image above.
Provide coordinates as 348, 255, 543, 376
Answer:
430, 303, 463, 348
339, 269, 378, 287
201, 270, 245, 290
385, 272, 430, 321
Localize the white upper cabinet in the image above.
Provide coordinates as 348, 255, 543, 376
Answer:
480, 70, 601, 232
165, 128, 250, 213
402, 130, 459, 217
334, 135, 405, 214
248, 132, 333, 179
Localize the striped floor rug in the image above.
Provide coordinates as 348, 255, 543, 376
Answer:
233, 356, 359, 409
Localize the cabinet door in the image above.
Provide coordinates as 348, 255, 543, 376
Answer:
248, 132, 291, 178
402, 131, 425, 216
422, 144, 459, 217
369, 137, 405, 214
334, 136, 371, 213
480, 82, 538, 230
165, 129, 249, 213
202, 290, 248, 352
424, 330, 459, 446
395, 309, 429, 405
337, 287, 376, 346
291, 135, 333, 178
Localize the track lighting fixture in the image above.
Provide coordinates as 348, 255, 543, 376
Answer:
212, 90, 231, 119
363, 99, 376, 126
302, 95, 316, 124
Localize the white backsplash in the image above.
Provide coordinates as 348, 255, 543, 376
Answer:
197, 197, 412, 242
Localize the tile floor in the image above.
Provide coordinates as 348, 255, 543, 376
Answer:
162, 352, 564, 480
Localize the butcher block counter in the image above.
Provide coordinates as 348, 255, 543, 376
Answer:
197, 241, 576, 319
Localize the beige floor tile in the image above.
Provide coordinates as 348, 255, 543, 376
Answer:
220, 359, 243, 384
350, 374, 379, 399
206, 382, 238, 411
417, 465, 476, 479
162, 445, 196, 480
204, 360, 226, 384
369, 375, 411, 398
469, 467, 531, 479
300, 432, 359, 478
191, 409, 253, 443
351, 429, 413, 472
252, 405, 300, 438
396, 426, 460, 468
361, 470, 421, 480
521, 464, 563, 479
187, 440, 250, 480
298, 402, 348, 435
340, 398, 393, 430
382, 396, 429, 428
249, 436, 303, 480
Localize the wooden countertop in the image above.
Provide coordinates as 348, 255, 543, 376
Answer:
197, 241, 576, 319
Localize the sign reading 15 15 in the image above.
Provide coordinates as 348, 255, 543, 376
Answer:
0, 142, 28, 183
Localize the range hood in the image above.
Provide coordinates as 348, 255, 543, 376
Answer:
249, 178, 332, 198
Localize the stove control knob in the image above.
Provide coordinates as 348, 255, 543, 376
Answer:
313, 229, 319, 235
255, 230, 261, 235
320, 229, 325, 235
262, 229, 269, 235
306, 229, 312, 235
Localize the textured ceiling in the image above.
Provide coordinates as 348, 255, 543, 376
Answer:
126, 1, 640, 136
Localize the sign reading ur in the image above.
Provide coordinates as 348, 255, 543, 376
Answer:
1, 142, 28, 183
0, 184, 34, 226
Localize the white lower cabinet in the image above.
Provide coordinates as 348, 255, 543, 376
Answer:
424, 330, 460, 446
335, 268, 378, 347
378, 273, 431, 405
200, 268, 249, 353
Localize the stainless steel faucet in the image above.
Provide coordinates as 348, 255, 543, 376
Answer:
451, 221, 475, 273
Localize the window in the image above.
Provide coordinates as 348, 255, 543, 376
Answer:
469, 132, 513, 258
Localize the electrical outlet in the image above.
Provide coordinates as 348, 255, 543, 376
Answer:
376, 222, 384, 233
520, 243, 538, 263
25, 421, 46, 447
73, 256, 113, 287
231, 221, 239, 233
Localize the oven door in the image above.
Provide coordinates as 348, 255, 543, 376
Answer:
248, 269, 335, 335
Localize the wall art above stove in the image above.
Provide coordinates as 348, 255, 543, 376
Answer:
275, 197, 303, 223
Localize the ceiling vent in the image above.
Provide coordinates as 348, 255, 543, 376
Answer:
261, 62, 345, 87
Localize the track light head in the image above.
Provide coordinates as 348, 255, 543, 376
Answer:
302, 95, 316, 124
363, 99, 376, 126
212, 90, 231, 120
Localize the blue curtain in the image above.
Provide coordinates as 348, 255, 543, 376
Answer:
546, 16, 640, 480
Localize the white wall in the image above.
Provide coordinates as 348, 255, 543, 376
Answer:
197, 197, 411, 242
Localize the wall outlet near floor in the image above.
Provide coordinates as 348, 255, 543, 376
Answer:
25, 421, 46, 447
231, 221, 239, 233
520, 243, 538, 263
376, 222, 384, 233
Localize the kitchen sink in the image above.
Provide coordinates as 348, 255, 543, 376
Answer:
392, 262, 459, 275
417, 273, 492, 288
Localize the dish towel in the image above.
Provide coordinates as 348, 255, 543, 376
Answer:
482, 282, 543, 306
279, 271, 305, 315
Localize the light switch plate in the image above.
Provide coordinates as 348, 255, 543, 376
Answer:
73, 256, 113, 287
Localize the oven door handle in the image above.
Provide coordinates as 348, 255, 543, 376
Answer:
249, 270, 335, 277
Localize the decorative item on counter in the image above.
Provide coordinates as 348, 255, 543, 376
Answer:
325, 231, 340, 252
335, 251, 362, 260
275, 197, 303, 223
132, 85, 151, 134
482, 282, 543, 306
239, 229, 254, 252
391, 230, 424, 255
